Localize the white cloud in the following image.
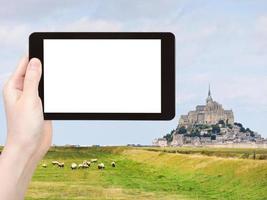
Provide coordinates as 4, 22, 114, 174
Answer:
254, 15, 267, 52
177, 92, 197, 104
216, 77, 267, 108
256, 15, 267, 33
58, 18, 122, 32
178, 73, 267, 111
0, 0, 186, 23
0, 24, 30, 48
0, 0, 87, 21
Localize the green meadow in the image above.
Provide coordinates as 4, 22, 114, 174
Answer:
25, 147, 267, 200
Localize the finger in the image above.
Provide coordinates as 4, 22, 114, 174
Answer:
8, 56, 28, 90
23, 58, 42, 98
3, 56, 28, 105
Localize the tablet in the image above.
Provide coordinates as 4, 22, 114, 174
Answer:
29, 32, 175, 120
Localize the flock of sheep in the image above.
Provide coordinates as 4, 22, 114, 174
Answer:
41, 159, 116, 170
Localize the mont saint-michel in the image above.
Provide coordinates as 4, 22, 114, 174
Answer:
153, 86, 267, 147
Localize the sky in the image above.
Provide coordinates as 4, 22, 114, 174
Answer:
0, 0, 267, 145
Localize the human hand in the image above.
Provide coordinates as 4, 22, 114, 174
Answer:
0, 57, 52, 200
3, 56, 52, 162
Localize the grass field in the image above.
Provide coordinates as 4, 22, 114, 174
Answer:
25, 147, 267, 200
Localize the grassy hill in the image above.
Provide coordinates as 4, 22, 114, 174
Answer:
25, 147, 267, 200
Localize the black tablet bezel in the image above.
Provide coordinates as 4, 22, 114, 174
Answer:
29, 32, 175, 120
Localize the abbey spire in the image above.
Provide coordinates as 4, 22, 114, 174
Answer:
206, 84, 213, 103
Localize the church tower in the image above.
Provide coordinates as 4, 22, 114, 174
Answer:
206, 84, 213, 103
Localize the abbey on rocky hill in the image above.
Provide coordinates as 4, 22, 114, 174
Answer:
153, 86, 266, 147
179, 85, 234, 128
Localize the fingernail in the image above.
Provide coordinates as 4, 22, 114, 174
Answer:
29, 58, 41, 70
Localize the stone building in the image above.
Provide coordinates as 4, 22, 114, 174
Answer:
200, 137, 212, 144
152, 138, 168, 147
191, 137, 201, 146
171, 134, 184, 146
178, 86, 234, 128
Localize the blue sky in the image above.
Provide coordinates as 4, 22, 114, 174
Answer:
0, 0, 267, 145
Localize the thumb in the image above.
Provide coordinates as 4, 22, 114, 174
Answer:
23, 58, 42, 98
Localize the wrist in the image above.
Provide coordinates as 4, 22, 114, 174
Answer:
1, 141, 35, 169
5, 134, 40, 159
0, 139, 40, 181
2, 135, 42, 173
0, 139, 39, 200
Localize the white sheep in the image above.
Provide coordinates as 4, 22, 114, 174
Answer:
91, 159, 98, 163
111, 161, 116, 167
98, 163, 105, 170
83, 160, 91, 166
52, 161, 59, 166
42, 164, 47, 168
71, 163, 77, 170
58, 162, 64, 168
82, 163, 89, 168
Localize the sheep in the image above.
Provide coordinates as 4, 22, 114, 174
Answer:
86, 161, 91, 166
83, 160, 91, 166
58, 162, 64, 168
82, 163, 89, 169
52, 161, 65, 168
91, 159, 98, 163
71, 163, 77, 170
42, 164, 47, 168
77, 163, 90, 169
98, 163, 105, 170
111, 161, 116, 168
52, 161, 59, 166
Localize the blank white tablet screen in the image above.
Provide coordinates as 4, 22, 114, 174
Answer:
43, 39, 161, 113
